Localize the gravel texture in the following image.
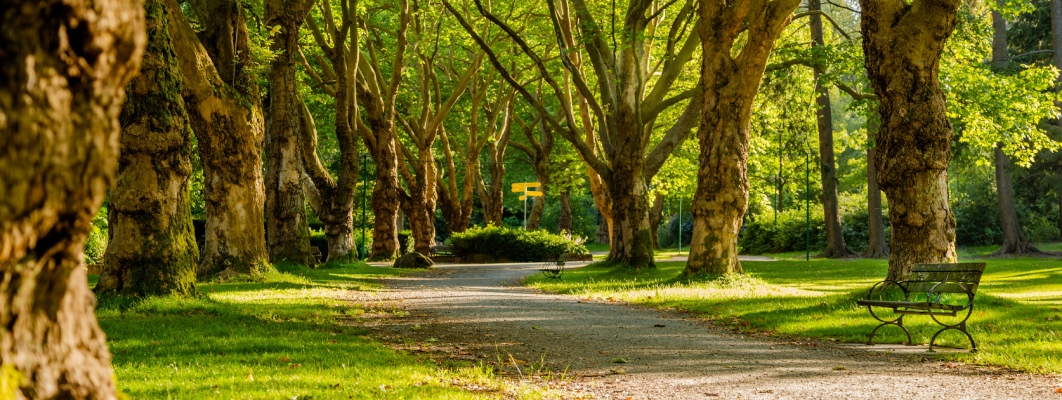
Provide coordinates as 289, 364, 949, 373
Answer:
363, 261, 1061, 399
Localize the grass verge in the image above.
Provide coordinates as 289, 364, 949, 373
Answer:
525, 256, 1062, 374
94, 264, 527, 399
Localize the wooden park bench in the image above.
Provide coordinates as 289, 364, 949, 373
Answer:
539, 255, 567, 280
856, 262, 986, 352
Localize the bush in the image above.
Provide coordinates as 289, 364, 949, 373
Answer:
84, 206, 108, 265
659, 212, 692, 249
739, 209, 826, 255
449, 226, 588, 262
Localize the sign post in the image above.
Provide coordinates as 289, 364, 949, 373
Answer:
511, 182, 543, 229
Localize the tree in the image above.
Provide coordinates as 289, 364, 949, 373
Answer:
395, 21, 483, 254
99, 0, 198, 296
0, 0, 144, 396
990, 8, 1042, 255
300, 0, 361, 264
446, 0, 701, 269
167, 0, 269, 276
511, 108, 557, 231
264, 0, 316, 266
809, 0, 854, 258
860, 0, 962, 280
440, 73, 515, 232
685, 0, 802, 275
865, 113, 890, 258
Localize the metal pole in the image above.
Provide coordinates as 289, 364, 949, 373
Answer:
360, 152, 367, 261
523, 190, 528, 229
805, 152, 810, 261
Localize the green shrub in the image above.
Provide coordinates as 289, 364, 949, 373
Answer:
449, 226, 588, 262
84, 206, 108, 265
739, 208, 826, 254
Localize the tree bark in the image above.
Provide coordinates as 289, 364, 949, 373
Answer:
559, 190, 573, 235
595, 216, 611, 244
368, 120, 402, 259
687, 0, 801, 276
860, 0, 961, 280
406, 149, 438, 255
166, 0, 268, 276
0, 0, 144, 396
264, 0, 314, 266
810, 0, 852, 258
864, 115, 890, 258
100, 0, 198, 296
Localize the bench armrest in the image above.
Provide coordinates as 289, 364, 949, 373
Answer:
866, 280, 909, 301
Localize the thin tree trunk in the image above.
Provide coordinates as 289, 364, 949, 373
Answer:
100, 0, 198, 296
649, 193, 666, 250
860, 0, 961, 281
596, 215, 611, 244
864, 115, 890, 258
166, 0, 268, 276
0, 0, 144, 396
989, 11, 1040, 256
687, 0, 801, 276
527, 196, 546, 230
559, 190, 573, 235
810, 0, 852, 258
264, 0, 314, 266
993, 145, 1041, 255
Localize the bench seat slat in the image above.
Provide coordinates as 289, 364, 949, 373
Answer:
910, 263, 987, 272
856, 299, 967, 311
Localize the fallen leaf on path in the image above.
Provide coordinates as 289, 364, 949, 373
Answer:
246, 368, 254, 381
611, 358, 628, 363
1055, 388, 1062, 393
654, 324, 665, 328
833, 366, 847, 371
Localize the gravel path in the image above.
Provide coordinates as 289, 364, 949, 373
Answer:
363, 262, 1061, 399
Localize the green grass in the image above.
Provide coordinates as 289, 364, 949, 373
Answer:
94, 264, 531, 399
525, 255, 1062, 374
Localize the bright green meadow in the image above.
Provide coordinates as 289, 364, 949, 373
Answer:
525, 251, 1062, 374
93, 264, 526, 399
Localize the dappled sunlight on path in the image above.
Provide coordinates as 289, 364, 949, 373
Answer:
364, 262, 1059, 399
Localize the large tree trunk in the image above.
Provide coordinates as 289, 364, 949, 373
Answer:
100, 0, 197, 296
861, 0, 961, 281
605, 148, 655, 269
479, 156, 506, 226
687, 0, 800, 276
167, 0, 268, 276
993, 145, 1041, 255
810, 0, 852, 258
367, 122, 401, 260
559, 190, 573, 235
0, 0, 144, 396
864, 116, 890, 258
264, 0, 314, 266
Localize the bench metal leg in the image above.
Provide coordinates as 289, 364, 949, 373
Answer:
928, 321, 977, 353
867, 314, 913, 346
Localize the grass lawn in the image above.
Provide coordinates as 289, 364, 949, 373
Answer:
525, 253, 1062, 374
93, 264, 533, 399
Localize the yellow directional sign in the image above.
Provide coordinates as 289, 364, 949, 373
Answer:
511, 182, 541, 192
525, 190, 544, 197
519, 195, 527, 201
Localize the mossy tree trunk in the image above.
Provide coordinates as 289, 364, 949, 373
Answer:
100, 0, 198, 296
166, 0, 268, 276
860, 0, 961, 280
649, 193, 666, 250
0, 0, 144, 396
809, 0, 852, 258
264, 0, 315, 266
686, 0, 801, 276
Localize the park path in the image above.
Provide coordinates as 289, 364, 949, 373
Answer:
362, 261, 1060, 399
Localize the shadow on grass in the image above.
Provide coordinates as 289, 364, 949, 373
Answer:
96, 263, 493, 399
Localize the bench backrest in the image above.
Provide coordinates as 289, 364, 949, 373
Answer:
904, 263, 986, 295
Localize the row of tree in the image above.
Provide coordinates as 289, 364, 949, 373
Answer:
3, 0, 1062, 396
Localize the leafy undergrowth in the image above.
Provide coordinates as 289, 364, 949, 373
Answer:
525, 257, 1062, 374
94, 264, 538, 399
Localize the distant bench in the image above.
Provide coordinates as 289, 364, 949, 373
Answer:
857, 262, 986, 352
538, 255, 567, 280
